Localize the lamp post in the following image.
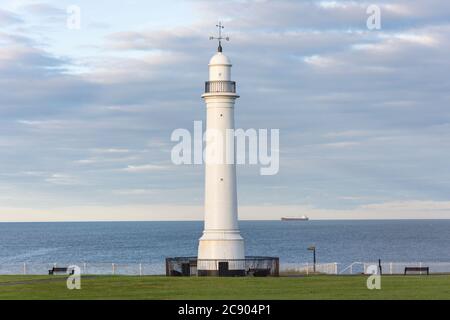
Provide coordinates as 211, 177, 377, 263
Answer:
308, 246, 316, 273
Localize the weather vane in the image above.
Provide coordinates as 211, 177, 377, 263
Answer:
209, 22, 229, 52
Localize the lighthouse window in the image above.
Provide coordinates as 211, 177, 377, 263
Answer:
220, 114, 223, 117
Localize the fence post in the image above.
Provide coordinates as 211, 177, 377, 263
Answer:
419, 262, 422, 275
83, 262, 87, 274
334, 263, 338, 275
139, 263, 142, 276
306, 263, 309, 276
350, 264, 353, 275
112, 263, 115, 275
390, 262, 393, 275
23, 263, 26, 275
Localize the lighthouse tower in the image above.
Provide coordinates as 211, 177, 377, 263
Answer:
197, 23, 245, 276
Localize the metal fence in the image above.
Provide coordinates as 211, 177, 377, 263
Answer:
166, 256, 280, 276
0, 263, 165, 276
1, 261, 449, 275
363, 262, 450, 275
281, 262, 450, 275
281, 262, 339, 275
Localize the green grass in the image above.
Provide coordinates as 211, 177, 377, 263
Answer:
0, 275, 449, 300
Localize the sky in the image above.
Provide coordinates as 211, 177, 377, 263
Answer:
0, 0, 449, 221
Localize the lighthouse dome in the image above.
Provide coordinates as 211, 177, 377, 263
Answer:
209, 52, 232, 66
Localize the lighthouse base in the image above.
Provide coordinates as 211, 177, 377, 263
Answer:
198, 267, 246, 277
197, 230, 245, 276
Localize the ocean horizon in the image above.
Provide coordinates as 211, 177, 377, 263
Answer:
1, 219, 449, 274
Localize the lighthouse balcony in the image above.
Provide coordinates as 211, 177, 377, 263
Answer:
205, 80, 236, 93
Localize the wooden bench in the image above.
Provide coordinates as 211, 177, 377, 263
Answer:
404, 266, 429, 275
48, 267, 74, 275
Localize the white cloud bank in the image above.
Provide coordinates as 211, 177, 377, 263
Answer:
0, 200, 448, 222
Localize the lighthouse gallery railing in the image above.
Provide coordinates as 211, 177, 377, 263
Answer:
205, 81, 236, 93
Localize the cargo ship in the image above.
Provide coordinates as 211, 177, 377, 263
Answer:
281, 215, 309, 221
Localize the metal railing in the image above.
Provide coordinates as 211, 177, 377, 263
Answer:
281, 262, 339, 275
0, 262, 165, 276
362, 262, 450, 275
205, 81, 236, 93
282, 261, 450, 275
339, 262, 365, 275
1, 261, 449, 276
166, 256, 279, 276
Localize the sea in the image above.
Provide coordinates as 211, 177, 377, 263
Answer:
0, 220, 449, 274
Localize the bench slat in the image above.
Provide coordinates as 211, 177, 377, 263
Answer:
404, 267, 429, 275
48, 267, 74, 275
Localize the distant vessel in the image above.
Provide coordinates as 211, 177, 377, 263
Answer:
281, 215, 309, 221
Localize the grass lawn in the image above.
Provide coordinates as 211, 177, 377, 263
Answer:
0, 275, 449, 300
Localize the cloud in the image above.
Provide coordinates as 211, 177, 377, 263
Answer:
303, 55, 339, 68
324, 130, 372, 138
360, 200, 450, 211
318, 142, 361, 148
0, 9, 23, 26
195, 0, 450, 30
44, 173, 80, 185
113, 189, 159, 195
122, 164, 169, 173
92, 148, 131, 154
19, 3, 65, 16
1, 200, 449, 222
75, 156, 139, 165
17, 119, 68, 130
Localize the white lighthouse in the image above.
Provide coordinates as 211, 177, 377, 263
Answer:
197, 23, 245, 276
